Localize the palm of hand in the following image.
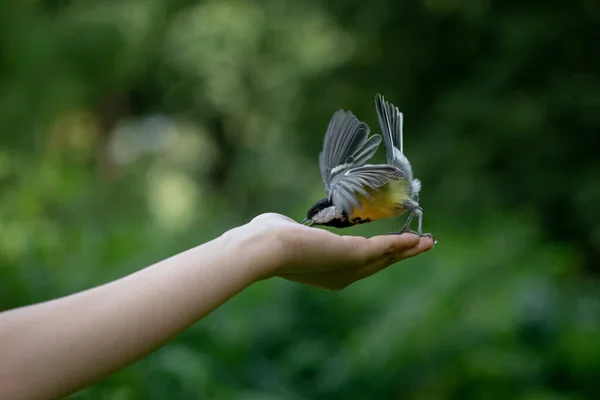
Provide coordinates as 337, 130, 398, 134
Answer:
249, 213, 434, 290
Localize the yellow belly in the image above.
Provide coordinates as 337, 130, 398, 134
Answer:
350, 179, 410, 221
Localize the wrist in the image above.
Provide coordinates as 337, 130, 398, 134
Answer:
217, 222, 286, 281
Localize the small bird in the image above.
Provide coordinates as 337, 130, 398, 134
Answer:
301, 94, 432, 238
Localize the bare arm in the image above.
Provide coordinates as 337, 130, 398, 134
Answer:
0, 213, 433, 400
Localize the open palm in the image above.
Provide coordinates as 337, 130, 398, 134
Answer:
248, 213, 434, 290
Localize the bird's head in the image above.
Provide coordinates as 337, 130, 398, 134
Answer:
301, 198, 343, 227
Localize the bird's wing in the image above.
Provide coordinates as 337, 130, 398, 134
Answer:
319, 109, 382, 194
329, 164, 403, 216
374, 94, 415, 181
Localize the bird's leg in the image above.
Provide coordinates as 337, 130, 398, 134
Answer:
389, 207, 434, 240
414, 208, 433, 239
389, 210, 417, 235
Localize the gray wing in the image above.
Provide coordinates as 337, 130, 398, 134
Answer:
319, 109, 382, 194
375, 93, 421, 198
375, 93, 402, 161
374, 93, 415, 180
329, 164, 402, 216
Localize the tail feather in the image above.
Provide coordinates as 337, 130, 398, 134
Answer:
375, 93, 403, 158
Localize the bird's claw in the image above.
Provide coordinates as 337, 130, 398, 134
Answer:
388, 228, 418, 236
389, 229, 436, 243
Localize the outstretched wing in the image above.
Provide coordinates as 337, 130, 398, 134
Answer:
374, 93, 415, 181
329, 164, 403, 216
319, 109, 382, 194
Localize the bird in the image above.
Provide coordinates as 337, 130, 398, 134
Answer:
301, 93, 432, 239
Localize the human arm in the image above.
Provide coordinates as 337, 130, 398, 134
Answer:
0, 213, 434, 400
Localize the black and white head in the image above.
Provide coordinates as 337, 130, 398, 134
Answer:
301, 198, 344, 227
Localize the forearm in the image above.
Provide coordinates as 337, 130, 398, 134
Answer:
0, 226, 274, 400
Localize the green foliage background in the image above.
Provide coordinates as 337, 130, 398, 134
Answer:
1, 0, 599, 398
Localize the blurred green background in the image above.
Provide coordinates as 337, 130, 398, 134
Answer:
1, 0, 599, 399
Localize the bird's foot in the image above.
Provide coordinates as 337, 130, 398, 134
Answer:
389, 229, 436, 243
388, 228, 418, 236
420, 232, 438, 247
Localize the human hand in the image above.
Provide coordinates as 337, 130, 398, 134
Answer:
240, 213, 434, 290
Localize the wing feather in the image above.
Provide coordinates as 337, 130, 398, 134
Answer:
375, 93, 402, 160
374, 94, 415, 181
329, 164, 404, 216
319, 109, 382, 193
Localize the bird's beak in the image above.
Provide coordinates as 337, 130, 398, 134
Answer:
300, 218, 314, 227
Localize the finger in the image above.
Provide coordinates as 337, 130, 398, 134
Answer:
343, 233, 420, 264
399, 236, 435, 259
351, 236, 435, 281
